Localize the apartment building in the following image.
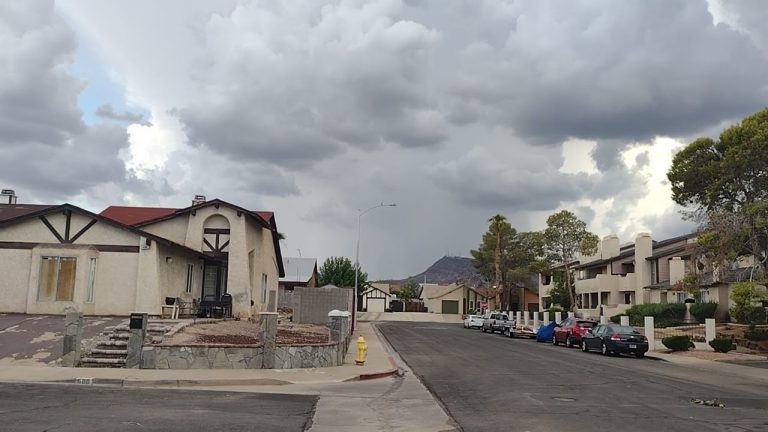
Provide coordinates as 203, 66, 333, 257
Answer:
539, 232, 697, 317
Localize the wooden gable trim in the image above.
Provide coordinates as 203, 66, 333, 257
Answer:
37, 212, 100, 245
0, 241, 139, 253
39, 216, 65, 243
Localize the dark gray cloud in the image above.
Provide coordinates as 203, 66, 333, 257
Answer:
428, 146, 597, 211
446, 0, 768, 146
0, 1, 138, 201
0, 1, 84, 147
0, 124, 132, 199
176, 2, 448, 168
95, 104, 151, 126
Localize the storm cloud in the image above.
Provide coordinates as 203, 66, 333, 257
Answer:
5, 0, 768, 279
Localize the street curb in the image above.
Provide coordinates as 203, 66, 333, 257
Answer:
644, 354, 666, 361
357, 356, 400, 381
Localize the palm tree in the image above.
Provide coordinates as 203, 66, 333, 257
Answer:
488, 214, 508, 309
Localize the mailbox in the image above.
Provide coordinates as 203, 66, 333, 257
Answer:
129, 313, 146, 330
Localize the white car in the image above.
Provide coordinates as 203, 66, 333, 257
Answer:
464, 314, 484, 329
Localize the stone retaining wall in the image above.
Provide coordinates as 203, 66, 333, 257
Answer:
140, 342, 347, 369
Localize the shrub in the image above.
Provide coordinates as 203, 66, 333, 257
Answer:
745, 328, 768, 341
609, 314, 622, 324
690, 301, 718, 322
662, 335, 694, 351
730, 282, 768, 324
708, 337, 734, 353
746, 307, 768, 325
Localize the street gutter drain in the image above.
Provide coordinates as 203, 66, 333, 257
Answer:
553, 397, 576, 402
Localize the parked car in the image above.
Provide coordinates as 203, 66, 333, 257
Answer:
581, 324, 648, 358
552, 317, 596, 347
463, 314, 484, 329
481, 312, 509, 333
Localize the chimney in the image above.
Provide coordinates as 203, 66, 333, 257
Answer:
1, 189, 17, 205
192, 195, 206, 206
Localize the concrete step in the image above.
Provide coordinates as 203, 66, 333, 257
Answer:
90, 348, 127, 356
80, 357, 126, 365
110, 333, 130, 340
98, 340, 128, 347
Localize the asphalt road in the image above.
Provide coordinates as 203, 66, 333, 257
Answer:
0, 382, 317, 432
378, 322, 768, 432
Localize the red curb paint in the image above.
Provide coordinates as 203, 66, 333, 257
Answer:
358, 356, 400, 381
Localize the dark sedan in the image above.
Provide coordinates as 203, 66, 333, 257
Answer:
581, 324, 648, 358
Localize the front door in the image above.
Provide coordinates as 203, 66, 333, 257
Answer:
202, 261, 227, 300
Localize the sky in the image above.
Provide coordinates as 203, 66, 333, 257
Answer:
1, 0, 767, 280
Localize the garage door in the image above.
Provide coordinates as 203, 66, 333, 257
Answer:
367, 298, 386, 313
441, 300, 459, 314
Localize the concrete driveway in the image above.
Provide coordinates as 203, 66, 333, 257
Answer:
0, 314, 125, 364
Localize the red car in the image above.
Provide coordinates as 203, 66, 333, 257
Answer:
552, 317, 597, 348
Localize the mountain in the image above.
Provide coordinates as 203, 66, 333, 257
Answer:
388, 256, 488, 287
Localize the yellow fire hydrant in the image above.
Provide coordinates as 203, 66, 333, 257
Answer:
355, 336, 368, 365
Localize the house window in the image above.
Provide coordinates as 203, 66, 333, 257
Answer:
185, 264, 194, 294
38, 256, 77, 302
85, 258, 97, 303
624, 292, 632, 305
261, 273, 268, 304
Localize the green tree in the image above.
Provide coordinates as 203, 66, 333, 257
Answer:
471, 216, 547, 310
668, 108, 768, 274
318, 256, 369, 295
542, 210, 599, 310
547, 272, 572, 310
471, 215, 515, 307
730, 281, 768, 324
399, 281, 420, 303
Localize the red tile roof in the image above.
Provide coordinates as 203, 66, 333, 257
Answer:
101, 205, 274, 227
100, 206, 178, 226
256, 211, 273, 222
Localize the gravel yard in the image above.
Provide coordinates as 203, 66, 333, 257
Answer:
162, 320, 330, 346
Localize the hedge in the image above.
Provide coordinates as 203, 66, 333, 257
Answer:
690, 301, 718, 322
622, 303, 686, 327
662, 335, 693, 351
708, 337, 734, 353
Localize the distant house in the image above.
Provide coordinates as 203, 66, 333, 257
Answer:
360, 286, 391, 312
0, 192, 284, 318
421, 283, 488, 315
278, 257, 318, 309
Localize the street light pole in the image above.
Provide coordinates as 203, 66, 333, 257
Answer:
353, 202, 396, 330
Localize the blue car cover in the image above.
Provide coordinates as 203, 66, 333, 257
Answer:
536, 321, 557, 343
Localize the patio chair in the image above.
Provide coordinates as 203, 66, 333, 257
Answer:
220, 293, 233, 318
176, 297, 198, 318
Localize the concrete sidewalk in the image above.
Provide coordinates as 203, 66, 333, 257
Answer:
646, 345, 768, 384
0, 322, 399, 387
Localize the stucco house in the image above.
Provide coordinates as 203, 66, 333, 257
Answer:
0, 194, 284, 318
538, 232, 697, 317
